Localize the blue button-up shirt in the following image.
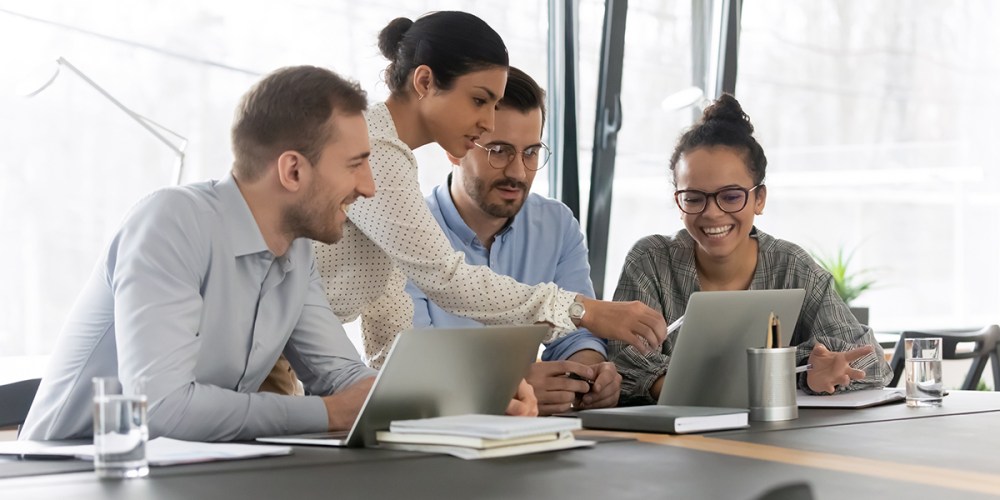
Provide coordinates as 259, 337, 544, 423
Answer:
405, 180, 605, 361
21, 174, 375, 442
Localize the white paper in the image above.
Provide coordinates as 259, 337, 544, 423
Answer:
0, 437, 292, 466
796, 388, 906, 408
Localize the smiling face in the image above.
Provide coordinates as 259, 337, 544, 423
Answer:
674, 146, 766, 263
285, 112, 375, 244
422, 67, 508, 159
453, 105, 543, 220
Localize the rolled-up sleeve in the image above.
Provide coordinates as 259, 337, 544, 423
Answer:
112, 192, 367, 441
608, 244, 675, 406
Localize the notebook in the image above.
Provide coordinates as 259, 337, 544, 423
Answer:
376, 431, 592, 460
375, 414, 590, 459
386, 414, 582, 440
257, 325, 547, 448
575, 406, 748, 434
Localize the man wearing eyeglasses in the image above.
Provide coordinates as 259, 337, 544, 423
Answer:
366, 67, 620, 415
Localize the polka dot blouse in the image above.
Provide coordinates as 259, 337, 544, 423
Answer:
313, 102, 577, 364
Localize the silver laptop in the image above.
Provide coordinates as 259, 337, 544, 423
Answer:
657, 289, 806, 408
257, 324, 547, 448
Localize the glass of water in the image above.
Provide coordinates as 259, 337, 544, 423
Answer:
904, 338, 943, 407
92, 376, 149, 478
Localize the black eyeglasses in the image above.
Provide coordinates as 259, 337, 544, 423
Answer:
674, 184, 763, 214
473, 142, 551, 171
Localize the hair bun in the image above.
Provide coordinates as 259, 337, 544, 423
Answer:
378, 17, 414, 61
701, 93, 754, 134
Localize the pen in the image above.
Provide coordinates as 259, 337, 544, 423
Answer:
768, 313, 781, 348
795, 364, 813, 374
667, 316, 684, 336
565, 372, 595, 386
18, 453, 76, 461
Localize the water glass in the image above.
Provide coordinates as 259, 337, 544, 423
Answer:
92, 377, 149, 478
904, 338, 943, 407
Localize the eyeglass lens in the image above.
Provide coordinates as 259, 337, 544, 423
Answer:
486, 144, 550, 170
677, 188, 748, 214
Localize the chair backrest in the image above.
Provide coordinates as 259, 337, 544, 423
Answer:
888, 325, 1000, 391
0, 378, 42, 430
753, 482, 814, 500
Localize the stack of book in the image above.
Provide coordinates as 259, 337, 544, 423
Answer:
376, 414, 594, 459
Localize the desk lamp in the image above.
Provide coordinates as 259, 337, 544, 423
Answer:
22, 57, 187, 185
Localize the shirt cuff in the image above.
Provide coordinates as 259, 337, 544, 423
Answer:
635, 370, 665, 406
282, 395, 330, 435
542, 334, 608, 361
544, 290, 581, 340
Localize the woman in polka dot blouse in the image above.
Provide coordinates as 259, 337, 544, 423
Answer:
312, 11, 667, 366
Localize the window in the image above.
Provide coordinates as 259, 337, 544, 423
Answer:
0, 1, 549, 358
737, 1, 1000, 329
575, 0, 694, 297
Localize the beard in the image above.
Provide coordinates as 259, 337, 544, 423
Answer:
283, 183, 344, 245
463, 174, 527, 219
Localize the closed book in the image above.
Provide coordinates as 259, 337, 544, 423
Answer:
377, 431, 595, 460
576, 406, 749, 434
376, 430, 561, 449
388, 414, 582, 440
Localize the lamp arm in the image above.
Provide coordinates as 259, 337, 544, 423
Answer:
56, 57, 187, 183
137, 115, 187, 185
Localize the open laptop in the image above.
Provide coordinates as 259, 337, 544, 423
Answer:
657, 289, 806, 408
572, 289, 806, 432
257, 324, 547, 448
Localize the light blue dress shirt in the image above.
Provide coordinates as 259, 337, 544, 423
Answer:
21, 174, 375, 442
405, 180, 606, 361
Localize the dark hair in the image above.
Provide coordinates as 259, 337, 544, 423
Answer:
668, 93, 767, 186
378, 11, 509, 98
499, 66, 546, 128
231, 66, 367, 182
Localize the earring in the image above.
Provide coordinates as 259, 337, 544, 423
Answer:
417, 93, 424, 101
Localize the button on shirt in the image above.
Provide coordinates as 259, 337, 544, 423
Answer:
21, 174, 375, 441
392, 181, 605, 370
312, 102, 578, 364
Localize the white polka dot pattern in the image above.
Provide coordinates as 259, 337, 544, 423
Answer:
313, 102, 577, 365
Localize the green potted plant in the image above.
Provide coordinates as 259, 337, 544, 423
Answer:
812, 246, 876, 325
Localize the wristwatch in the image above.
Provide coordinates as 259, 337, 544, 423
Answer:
568, 298, 586, 327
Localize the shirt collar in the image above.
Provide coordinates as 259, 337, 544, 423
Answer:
216, 173, 271, 258
435, 174, 519, 245
434, 175, 479, 247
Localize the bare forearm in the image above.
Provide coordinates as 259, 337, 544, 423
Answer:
567, 349, 606, 365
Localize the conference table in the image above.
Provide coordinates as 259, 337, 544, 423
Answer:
3, 391, 1000, 499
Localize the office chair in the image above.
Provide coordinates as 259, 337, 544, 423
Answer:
0, 378, 42, 432
888, 325, 1000, 391
753, 482, 814, 500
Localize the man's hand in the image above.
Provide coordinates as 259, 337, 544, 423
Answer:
578, 296, 666, 355
505, 379, 539, 416
577, 362, 621, 410
806, 343, 872, 393
525, 361, 594, 415
321, 377, 375, 431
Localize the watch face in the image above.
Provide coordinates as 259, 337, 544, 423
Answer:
569, 302, 585, 318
